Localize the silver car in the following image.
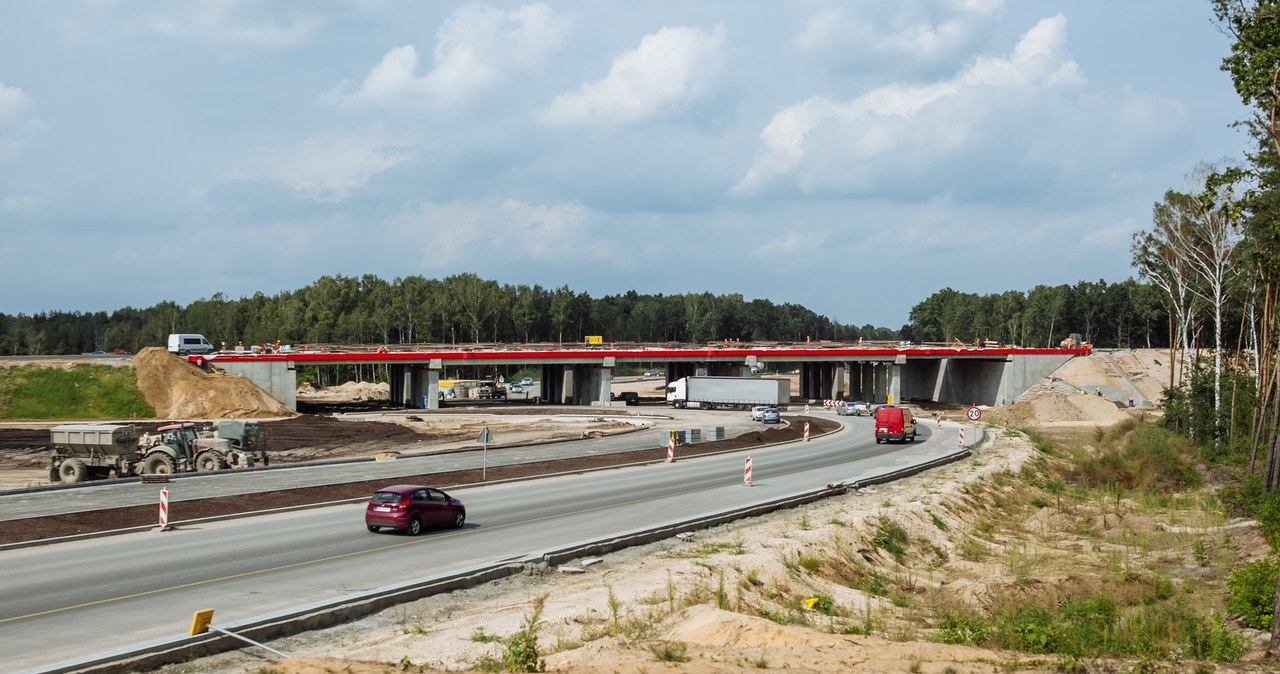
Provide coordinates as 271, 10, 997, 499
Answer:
760, 408, 781, 424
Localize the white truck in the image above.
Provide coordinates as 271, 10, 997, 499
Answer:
666, 376, 790, 410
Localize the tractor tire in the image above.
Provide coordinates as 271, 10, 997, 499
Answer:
196, 452, 225, 472
406, 517, 423, 536
142, 453, 176, 476
59, 458, 88, 483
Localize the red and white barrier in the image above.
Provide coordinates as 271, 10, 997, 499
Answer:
667, 435, 675, 463
958, 427, 965, 447
804, 404, 810, 414
744, 456, 753, 486
158, 488, 169, 530
804, 421, 810, 441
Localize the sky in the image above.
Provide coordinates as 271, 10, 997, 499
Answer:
0, 1, 1252, 329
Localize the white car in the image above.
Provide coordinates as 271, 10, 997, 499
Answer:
751, 405, 772, 421
520, 377, 534, 386
837, 401, 875, 416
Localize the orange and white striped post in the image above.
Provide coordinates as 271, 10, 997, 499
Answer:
667, 434, 675, 463
158, 488, 170, 531
958, 427, 966, 447
803, 421, 810, 442
744, 456, 753, 486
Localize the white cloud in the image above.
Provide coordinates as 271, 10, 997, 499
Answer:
231, 128, 418, 202
325, 3, 568, 112
541, 24, 727, 126
733, 15, 1092, 196
751, 229, 828, 261
400, 198, 618, 267
0, 81, 39, 160
795, 0, 1002, 71
75, 1, 323, 48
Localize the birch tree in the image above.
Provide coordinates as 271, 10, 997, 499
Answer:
1161, 179, 1244, 444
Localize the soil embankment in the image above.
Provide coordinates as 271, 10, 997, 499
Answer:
134, 347, 296, 419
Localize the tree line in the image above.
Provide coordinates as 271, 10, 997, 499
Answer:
0, 274, 885, 356
1, 271, 1183, 358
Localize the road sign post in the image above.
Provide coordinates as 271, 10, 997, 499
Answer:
477, 426, 493, 480
188, 608, 290, 658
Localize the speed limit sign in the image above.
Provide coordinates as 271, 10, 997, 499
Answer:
966, 406, 982, 421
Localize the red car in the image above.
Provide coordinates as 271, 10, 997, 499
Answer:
364, 484, 466, 535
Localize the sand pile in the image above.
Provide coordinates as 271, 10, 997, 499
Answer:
986, 390, 1130, 427
297, 380, 389, 401
134, 347, 296, 419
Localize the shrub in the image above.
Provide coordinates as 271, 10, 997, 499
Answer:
1226, 558, 1277, 630
936, 612, 991, 646
872, 518, 909, 559
1179, 612, 1249, 661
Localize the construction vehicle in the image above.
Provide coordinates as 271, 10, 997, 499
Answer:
49, 420, 268, 483
666, 376, 790, 410
1059, 333, 1085, 349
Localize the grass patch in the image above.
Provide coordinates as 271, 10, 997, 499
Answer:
664, 539, 747, 559
648, 641, 690, 662
0, 364, 154, 419
872, 517, 910, 560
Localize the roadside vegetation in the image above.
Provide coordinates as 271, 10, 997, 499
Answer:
0, 364, 153, 420
458, 418, 1274, 671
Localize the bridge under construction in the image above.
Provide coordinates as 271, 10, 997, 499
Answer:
192, 342, 1090, 412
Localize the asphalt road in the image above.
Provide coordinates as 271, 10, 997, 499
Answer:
0, 417, 954, 673
0, 409, 762, 522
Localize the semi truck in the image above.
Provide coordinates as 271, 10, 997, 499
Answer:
49, 420, 268, 483
665, 376, 790, 410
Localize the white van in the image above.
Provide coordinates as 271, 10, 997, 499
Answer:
167, 333, 215, 355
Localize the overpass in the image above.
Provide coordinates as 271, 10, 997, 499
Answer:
191, 342, 1090, 412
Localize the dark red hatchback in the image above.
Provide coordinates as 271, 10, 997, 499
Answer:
364, 484, 466, 535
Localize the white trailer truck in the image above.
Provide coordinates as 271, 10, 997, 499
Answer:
665, 376, 790, 410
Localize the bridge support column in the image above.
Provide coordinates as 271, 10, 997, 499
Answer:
561, 368, 575, 404
401, 367, 413, 408
425, 365, 440, 410
888, 357, 904, 405
931, 358, 949, 403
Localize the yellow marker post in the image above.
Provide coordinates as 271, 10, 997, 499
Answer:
189, 608, 215, 636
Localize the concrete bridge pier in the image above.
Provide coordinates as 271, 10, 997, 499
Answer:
888, 356, 904, 405
798, 363, 844, 401
388, 362, 441, 409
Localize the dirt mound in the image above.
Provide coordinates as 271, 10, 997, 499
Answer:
986, 390, 1131, 427
298, 380, 390, 401
134, 347, 296, 419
